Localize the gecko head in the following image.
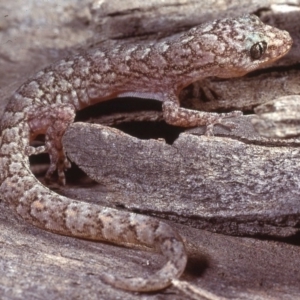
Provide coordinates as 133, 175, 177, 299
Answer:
238, 15, 292, 73
195, 14, 293, 78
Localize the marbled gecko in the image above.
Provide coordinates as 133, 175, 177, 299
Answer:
0, 15, 292, 292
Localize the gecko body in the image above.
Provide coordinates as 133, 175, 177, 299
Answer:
0, 15, 292, 292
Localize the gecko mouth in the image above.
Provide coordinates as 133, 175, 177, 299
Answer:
270, 45, 292, 61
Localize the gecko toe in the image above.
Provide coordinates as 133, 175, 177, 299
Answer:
220, 110, 243, 119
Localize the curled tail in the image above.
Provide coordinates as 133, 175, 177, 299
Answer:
1, 158, 187, 292
0, 109, 187, 292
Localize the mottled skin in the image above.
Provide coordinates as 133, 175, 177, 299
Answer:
0, 15, 292, 292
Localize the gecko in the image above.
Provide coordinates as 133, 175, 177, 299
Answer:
0, 14, 292, 293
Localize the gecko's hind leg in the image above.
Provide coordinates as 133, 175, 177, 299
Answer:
28, 103, 76, 185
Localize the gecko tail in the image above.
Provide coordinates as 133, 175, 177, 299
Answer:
100, 271, 173, 292
4, 170, 187, 292
99, 225, 187, 292
87, 208, 188, 292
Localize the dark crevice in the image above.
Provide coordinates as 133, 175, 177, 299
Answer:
76, 97, 184, 144
107, 1, 193, 18
125, 206, 300, 242
185, 255, 210, 278
76, 97, 162, 120
253, 7, 272, 18
107, 9, 145, 17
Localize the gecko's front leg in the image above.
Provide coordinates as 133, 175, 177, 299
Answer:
162, 97, 242, 135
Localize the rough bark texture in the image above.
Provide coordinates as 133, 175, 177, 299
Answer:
1, 0, 300, 299
63, 119, 300, 238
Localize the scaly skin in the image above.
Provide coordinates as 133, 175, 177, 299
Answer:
0, 15, 292, 292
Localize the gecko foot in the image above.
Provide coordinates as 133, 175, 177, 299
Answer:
205, 110, 242, 135
45, 149, 71, 185
44, 110, 74, 185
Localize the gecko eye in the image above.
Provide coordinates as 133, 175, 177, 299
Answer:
250, 41, 267, 60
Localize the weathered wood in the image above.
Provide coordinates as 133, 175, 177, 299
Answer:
1, 0, 300, 299
63, 120, 300, 238
253, 95, 300, 138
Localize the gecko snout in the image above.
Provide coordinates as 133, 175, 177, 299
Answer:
265, 27, 293, 61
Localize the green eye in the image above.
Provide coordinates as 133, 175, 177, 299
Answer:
250, 41, 267, 59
